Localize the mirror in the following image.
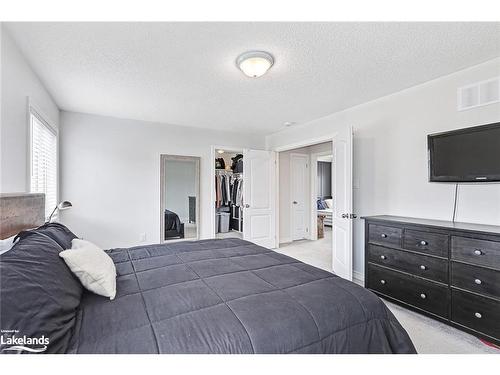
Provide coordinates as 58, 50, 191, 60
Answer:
160, 155, 200, 241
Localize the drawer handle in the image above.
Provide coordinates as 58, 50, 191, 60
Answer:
474, 312, 482, 319
474, 278, 482, 285
420, 293, 426, 299
381, 234, 387, 238
419, 265, 427, 270
474, 249, 483, 256
419, 240, 428, 246
380, 255, 387, 260
380, 279, 386, 285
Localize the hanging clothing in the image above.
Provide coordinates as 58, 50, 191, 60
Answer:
215, 172, 233, 208
231, 154, 243, 171
225, 175, 231, 204
215, 158, 225, 169
215, 175, 221, 208
231, 179, 238, 203
235, 178, 243, 207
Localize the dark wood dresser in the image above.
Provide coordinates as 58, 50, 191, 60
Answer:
363, 215, 500, 345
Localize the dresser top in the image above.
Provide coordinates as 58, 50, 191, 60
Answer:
362, 215, 500, 235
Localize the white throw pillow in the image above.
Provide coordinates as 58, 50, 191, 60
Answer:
71, 238, 102, 251
0, 235, 17, 255
59, 239, 117, 300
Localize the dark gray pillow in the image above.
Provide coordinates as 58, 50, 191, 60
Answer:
0, 232, 83, 353
15, 222, 78, 250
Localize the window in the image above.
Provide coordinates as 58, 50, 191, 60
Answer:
30, 108, 57, 220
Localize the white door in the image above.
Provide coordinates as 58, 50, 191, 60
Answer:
332, 125, 353, 280
243, 149, 277, 248
290, 154, 309, 241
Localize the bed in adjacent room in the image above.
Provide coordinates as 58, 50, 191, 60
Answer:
0, 194, 416, 354
164, 209, 184, 239
317, 197, 333, 227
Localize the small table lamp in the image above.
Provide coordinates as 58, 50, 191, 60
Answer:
48, 201, 73, 222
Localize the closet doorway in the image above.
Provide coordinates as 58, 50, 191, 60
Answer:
214, 148, 244, 239
211, 146, 277, 248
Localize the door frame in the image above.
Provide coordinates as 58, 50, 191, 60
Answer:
273, 133, 338, 258
289, 153, 311, 241
210, 145, 245, 238
310, 150, 334, 241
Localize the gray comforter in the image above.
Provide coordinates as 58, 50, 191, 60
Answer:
67, 238, 416, 353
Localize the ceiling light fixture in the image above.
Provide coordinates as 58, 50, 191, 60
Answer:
217, 149, 225, 154
236, 51, 274, 78
284, 121, 296, 127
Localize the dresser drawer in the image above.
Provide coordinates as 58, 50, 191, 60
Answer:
368, 224, 402, 247
451, 262, 500, 299
451, 289, 500, 340
368, 245, 448, 283
368, 264, 450, 318
451, 236, 500, 270
403, 229, 448, 258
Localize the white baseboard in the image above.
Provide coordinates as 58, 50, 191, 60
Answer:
279, 237, 292, 245
353, 270, 365, 285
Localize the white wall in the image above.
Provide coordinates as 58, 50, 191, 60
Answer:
59, 111, 264, 249
0, 26, 60, 193
268, 58, 500, 278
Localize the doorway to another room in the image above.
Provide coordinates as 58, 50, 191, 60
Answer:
277, 141, 334, 272
211, 146, 277, 248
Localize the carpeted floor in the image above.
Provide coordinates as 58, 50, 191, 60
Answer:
277, 227, 332, 271
383, 300, 499, 354
275, 232, 499, 354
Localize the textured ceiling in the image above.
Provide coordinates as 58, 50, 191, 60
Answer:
4, 22, 500, 135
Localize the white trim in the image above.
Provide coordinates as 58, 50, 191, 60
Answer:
271, 133, 338, 153
159, 154, 200, 243
353, 270, 365, 285
275, 153, 280, 248
310, 148, 333, 241
27, 97, 58, 134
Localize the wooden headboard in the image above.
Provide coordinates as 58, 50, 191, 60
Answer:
0, 193, 45, 239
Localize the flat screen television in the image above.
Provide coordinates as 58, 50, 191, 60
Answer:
428, 122, 500, 182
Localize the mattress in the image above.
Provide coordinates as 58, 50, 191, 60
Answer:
67, 238, 415, 353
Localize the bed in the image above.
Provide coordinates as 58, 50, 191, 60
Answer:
164, 209, 184, 239
0, 195, 416, 354
317, 197, 333, 227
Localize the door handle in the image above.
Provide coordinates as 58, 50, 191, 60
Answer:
244, 204, 250, 208
292, 201, 298, 204
341, 213, 349, 218
349, 214, 357, 219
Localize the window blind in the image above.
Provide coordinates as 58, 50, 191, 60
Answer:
30, 110, 57, 220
